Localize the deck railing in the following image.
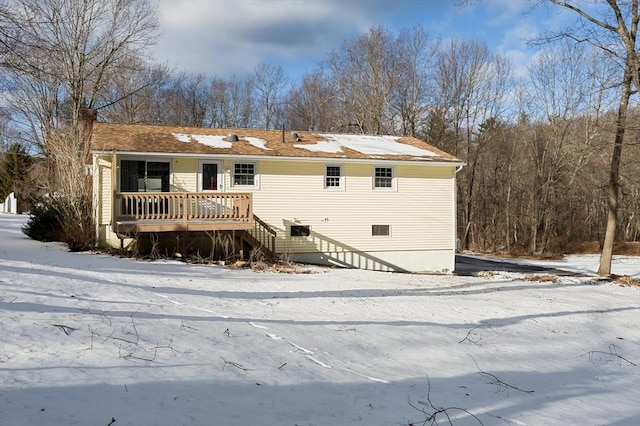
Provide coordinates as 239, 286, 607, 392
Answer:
115, 192, 252, 226
250, 214, 277, 257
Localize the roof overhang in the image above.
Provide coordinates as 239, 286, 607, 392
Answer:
91, 150, 465, 168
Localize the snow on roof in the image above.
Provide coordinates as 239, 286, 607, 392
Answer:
173, 133, 232, 148
294, 134, 437, 157
173, 133, 270, 151
245, 137, 271, 150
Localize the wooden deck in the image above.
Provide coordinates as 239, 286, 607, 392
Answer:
114, 192, 253, 235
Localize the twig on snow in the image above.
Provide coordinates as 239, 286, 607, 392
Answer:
51, 324, 76, 335
458, 323, 495, 345
408, 376, 483, 426
470, 356, 534, 394
220, 357, 248, 371
577, 344, 637, 367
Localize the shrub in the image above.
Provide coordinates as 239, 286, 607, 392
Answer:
22, 196, 63, 242
22, 195, 95, 251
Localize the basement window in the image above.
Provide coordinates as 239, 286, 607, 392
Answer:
372, 225, 390, 236
290, 225, 311, 237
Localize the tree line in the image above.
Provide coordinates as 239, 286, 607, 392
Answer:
0, 0, 638, 265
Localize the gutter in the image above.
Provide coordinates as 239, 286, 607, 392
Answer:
90, 150, 464, 168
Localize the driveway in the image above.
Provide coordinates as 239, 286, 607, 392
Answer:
454, 254, 583, 276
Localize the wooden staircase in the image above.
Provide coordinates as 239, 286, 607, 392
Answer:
241, 215, 278, 260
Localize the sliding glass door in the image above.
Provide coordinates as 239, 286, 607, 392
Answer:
120, 160, 170, 192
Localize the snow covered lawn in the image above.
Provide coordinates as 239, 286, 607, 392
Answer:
1, 214, 639, 426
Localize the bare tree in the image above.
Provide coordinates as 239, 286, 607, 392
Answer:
159, 72, 212, 127
99, 61, 172, 124
523, 41, 612, 252
433, 38, 513, 249
210, 74, 255, 128
253, 62, 288, 129
325, 25, 398, 134
285, 70, 338, 132
0, 0, 159, 248
541, 0, 639, 276
390, 26, 438, 137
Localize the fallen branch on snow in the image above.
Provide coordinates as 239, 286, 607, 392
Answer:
408, 376, 483, 426
577, 344, 636, 367
470, 356, 534, 394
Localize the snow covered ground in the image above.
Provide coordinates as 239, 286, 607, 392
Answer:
1, 213, 638, 426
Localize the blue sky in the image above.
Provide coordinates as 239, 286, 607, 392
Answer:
152, 0, 568, 80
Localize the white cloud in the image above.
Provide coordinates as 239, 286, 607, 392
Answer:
152, 0, 371, 77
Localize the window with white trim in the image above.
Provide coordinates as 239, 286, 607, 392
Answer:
374, 166, 394, 189
233, 162, 256, 187
325, 164, 343, 189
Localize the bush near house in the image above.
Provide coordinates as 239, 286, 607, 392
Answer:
22, 195, 95, 251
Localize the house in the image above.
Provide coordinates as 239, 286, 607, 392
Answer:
89, 122, 464, 273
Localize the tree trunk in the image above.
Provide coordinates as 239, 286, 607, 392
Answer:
597, 65, 632, 277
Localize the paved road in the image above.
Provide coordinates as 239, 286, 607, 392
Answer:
455, 254, 582, 276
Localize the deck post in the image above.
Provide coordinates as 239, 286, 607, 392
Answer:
184, 193, 189, 227
111, 150, 117, 231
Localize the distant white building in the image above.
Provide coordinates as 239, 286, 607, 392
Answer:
89, 123, 464, 273
0, 192, 18, 214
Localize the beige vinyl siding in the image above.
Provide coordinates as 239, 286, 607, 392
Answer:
172, 158, 197, 192
252, 160, 456, 254
98, 156, 112, 225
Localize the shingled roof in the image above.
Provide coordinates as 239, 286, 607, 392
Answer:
90, 122, 461, 163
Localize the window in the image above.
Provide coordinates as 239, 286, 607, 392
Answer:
374, 167, 393, 189
290, 225, 310, 237
120, 160, 170, 192
233, 163, 256, 186
372, 225, 390, 236
325, 165, 343, 189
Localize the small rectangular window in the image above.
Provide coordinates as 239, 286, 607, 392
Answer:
233, 163, 255, 186
290, 225, 310, 237
372, 225, 390, 236
374, 167, 393, 189
325, 165, 342, 188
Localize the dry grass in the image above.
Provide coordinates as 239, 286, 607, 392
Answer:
524, 274, 559, 283
473, 270, 499, 278
248, 260, 312, 274
612, 275, 640, 287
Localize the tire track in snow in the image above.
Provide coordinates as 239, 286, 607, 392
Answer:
248, 322, 389, 382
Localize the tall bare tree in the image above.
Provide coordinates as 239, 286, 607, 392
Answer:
325, 25, 398, 134
253, 62, 288, 130
210, 74, 255, 128
285, 70, 337, 132
390, 26, 438, 137
0, 0, 159, 249
542, 0, 638, 276
433, 38, 513, 249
